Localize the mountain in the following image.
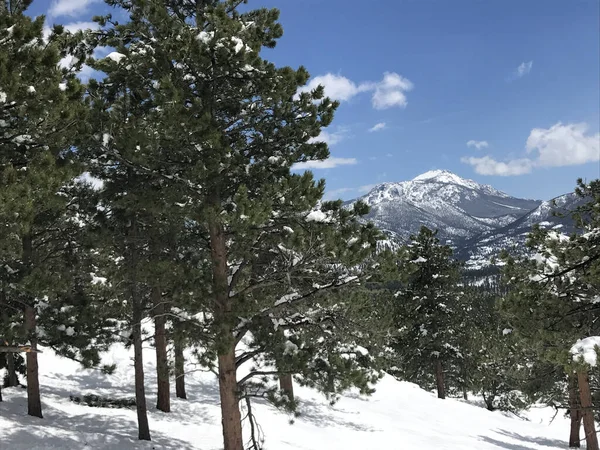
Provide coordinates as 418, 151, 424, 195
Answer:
354, 170, 541, 247
459, 192, 582, 267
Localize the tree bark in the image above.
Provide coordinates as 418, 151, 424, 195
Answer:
22, 234, 42, 418
6, 353, 19, 387
24, 304, 42, 418
210, 217, 243, 450
434, 358, 446, 400
577, 370, 598, 450
152, 285, 170, 412
569, 373, 582, 448
279, 374, 294, 402
174, 327, 187, 400
132, 296, 151, 440
129, 214, 151, 441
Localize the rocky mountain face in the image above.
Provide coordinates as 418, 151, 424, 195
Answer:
350, 170, 578, 267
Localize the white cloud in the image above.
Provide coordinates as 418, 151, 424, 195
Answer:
48, 0, 99, 18
461, 156, 533, 176
461, 122, 599, 176
368, 122, 386, 132
308, 128, 348, 147
371, 72, 413, 109
466, 140, 489, 150
298, 74, 371, 102
514, 61, 533, 78
298, 71, 413, 110
44, 21, 100, 40
292, 157, 357, 170
526, 122, 599, 167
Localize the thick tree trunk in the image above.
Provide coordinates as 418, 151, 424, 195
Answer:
569, 373, 582, 448
218, 347, 243, 450
210, 217, 243, 450
24, 305, 42, 418
577, 370, 598, 450
132, 297, 151, 441
152, 285, 170, 412
174, 329, 187, 400
462, 388, 468, 401
279, 374, 294, 402
434, 358, 446, 399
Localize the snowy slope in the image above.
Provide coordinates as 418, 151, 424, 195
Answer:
352, 170, 541, 247
459, 192, 581, 267
0, 343, 572, 450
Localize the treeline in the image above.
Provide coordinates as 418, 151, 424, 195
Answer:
1, 2, 600, 450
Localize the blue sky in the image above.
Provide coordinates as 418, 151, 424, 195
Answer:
33, 0, 600, 201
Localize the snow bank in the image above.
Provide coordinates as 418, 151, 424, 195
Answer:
0, 344, 573, 449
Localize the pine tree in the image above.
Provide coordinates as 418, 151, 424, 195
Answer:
387, 226, 465, 399
501, 178, 600, 448
0, 1, 92, 417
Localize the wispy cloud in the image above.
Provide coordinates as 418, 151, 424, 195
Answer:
369, 122, 386, 132
466, 140, 489, 150
507, 61, 533, 81
461, 122, 599, 176
292, 157, 357, 170
48, 0, 100, 18
516, 61, 533, 77
298, 72, 413, 110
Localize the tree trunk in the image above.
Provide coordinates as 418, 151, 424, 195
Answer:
129, 214, 151, 441
210, 217, 243, 450
6, 353, 19, 387
569, 373, 582, 448
462, 388, 468, 401
132, 297, 151, 441
24, 305, 42, 418
434, 358, 446, 399
152, 285, 170, 412
174, 328, 187, 400
279, 374, 294, 402
577, 370, 598, 450
22, 234, 42, 418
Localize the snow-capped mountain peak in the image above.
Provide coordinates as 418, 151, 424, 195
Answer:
352, 170, 542, 248
411, 169, 507, 197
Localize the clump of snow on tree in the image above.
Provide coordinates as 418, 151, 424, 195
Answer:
570, 336, 600, 366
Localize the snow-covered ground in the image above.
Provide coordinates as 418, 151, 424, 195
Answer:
0, 344, 573, 450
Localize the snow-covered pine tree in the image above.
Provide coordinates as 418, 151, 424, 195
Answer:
501, 178, 600, 448
388, 226, 465, 399
83, 1, 384, 448
0, 1, 94, 417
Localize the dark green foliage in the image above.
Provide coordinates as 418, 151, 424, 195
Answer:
70, 393, 136, 409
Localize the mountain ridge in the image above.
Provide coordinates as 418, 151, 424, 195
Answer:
346, 170, 577, 266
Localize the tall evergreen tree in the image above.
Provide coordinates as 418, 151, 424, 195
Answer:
84, 2, 384, 448
0, 2, 92, 417
388, 226, 466, 399
501, 178, 600, 448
